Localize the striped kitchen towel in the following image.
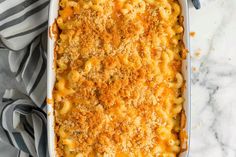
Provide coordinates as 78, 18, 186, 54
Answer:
0, 0, 49, 157
192, 0, 201, 9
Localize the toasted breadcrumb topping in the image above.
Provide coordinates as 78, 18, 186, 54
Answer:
54, 0, 186, 156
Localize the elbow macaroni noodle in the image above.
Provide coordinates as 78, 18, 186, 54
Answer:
53, 0, 187, 156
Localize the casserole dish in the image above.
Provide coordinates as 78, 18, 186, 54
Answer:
47, 0, 190, 156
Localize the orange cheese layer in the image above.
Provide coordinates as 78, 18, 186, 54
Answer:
53, 0, 187, 156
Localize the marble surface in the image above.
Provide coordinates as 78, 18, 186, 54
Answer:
0, 0, 236, 156
189, 0, 236, 156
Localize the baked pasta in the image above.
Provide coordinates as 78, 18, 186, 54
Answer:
53, 0, 187, 156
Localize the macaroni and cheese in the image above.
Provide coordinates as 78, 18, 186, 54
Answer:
53, 0, 187, 156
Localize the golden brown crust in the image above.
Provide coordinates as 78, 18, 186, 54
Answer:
53, 0, 186, 156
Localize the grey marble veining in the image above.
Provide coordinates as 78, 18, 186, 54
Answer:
189, 0, 236, 156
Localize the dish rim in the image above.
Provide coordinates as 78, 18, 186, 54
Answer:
47, 1, 191, 156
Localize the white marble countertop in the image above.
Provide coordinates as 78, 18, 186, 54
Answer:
0, 0, 236, 156
189, 0, 236, 156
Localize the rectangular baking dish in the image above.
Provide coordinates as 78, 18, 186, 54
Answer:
47, 1, 191, 156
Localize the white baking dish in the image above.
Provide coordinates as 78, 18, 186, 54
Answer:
47, 1, 191, 156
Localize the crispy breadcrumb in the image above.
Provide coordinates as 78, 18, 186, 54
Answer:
54, 0, 186, 156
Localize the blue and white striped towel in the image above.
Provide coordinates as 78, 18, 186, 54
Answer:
0, 0, 200, 157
